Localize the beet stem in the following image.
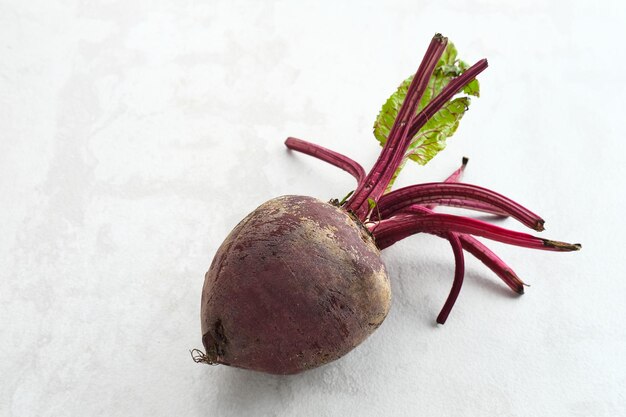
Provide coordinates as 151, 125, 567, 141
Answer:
376, 182, 544, 231
285, 137, 366, 185
458, 235, 526, 294
426, 198, 511, 217
424, 157, 469, 210
444, 157, 468, 184
423, 159, 509, 217
407, 59, 489, 139
436, 233, 465, 324
388, 205, 525, 294
422, 161, 521, 293
346, 34, 448, 218
372, 211, 580, 251
348, 59, 489, 219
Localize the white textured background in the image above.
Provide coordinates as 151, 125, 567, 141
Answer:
1, 1, 625, 416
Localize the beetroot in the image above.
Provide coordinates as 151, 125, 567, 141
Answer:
194, 34, 580, 374
200, 196, 390, 374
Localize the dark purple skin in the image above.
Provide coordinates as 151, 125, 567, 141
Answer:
201, 196, 390, 375
196, 34, 579, 375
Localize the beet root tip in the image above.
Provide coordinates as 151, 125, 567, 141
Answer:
190, 348, 217, 365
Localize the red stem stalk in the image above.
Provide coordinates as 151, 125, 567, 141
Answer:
437, 232, 465, 324
345, 34, 449, 218
372, 211, 580, 252
424, 157, 468, 210
285, 137, 366, 185
459, 235, 527, 294
376, 182, 544, 231
384, 204, 525, 293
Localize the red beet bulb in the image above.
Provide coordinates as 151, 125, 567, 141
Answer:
194, 34, 580, 374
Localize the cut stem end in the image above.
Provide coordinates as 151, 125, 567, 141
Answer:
542, 239, 582, 251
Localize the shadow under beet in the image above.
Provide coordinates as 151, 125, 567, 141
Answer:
194, 360, 358, 416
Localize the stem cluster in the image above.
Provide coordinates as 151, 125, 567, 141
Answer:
284, 34, 580, 324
